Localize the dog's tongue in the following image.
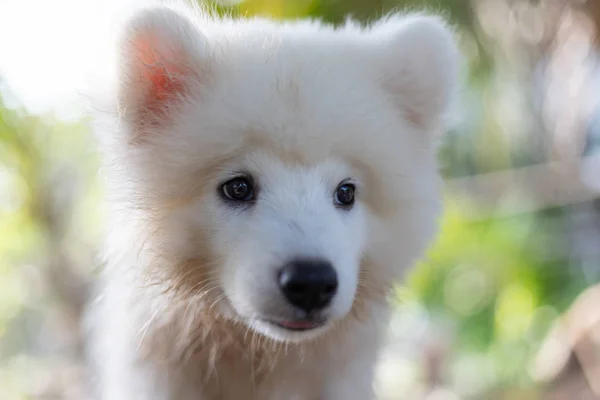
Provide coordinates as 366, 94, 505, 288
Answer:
279, 320, 317, 329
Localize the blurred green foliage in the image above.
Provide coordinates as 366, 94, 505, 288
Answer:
0, 94, 100, 397
406, 201, 580, 391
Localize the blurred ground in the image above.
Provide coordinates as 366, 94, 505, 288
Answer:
0, 0, 599, 399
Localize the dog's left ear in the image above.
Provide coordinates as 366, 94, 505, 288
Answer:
375, 15, 460, 131
118, 7, 209, 137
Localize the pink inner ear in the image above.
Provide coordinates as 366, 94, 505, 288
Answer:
143, 63, 186, 115
126, 32, 193, 120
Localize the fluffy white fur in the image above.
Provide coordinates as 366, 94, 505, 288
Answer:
85, 2, 460, 399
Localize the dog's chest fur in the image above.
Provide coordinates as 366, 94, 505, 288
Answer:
196, 356, 324, 400
133, 299, 385, 400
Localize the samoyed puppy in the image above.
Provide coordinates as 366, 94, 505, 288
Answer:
85, 2, 460, 399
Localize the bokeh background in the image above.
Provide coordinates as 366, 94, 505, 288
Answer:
1, 0, 600, 398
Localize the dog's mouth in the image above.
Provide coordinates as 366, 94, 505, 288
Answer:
265, 318, 327, 331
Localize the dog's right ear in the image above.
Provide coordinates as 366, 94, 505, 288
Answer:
374, 15, 459, 134
118, 7, 209, 139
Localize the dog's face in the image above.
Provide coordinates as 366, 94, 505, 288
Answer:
98, 6, 459, 342
211, 155, 368, 341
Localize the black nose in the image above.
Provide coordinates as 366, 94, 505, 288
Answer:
278, 259, 338, 313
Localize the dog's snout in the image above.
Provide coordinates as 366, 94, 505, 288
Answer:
278, 259, 338, 313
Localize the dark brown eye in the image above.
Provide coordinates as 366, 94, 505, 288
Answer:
221, 177, 254, 202
334, 183, 355, 207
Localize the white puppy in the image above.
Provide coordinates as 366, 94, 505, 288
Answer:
85, 2, 460, 399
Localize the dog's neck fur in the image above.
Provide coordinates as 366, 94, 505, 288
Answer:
120, 267, 390, 397
133, 262, 391, 369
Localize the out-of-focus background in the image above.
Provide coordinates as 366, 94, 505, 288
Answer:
1, 0, 599, 398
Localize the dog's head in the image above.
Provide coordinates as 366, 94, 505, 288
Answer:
97, 6, 459, 342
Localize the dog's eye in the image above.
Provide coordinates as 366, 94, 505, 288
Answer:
334, 183, 355, 207
221, 177, 255, 202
